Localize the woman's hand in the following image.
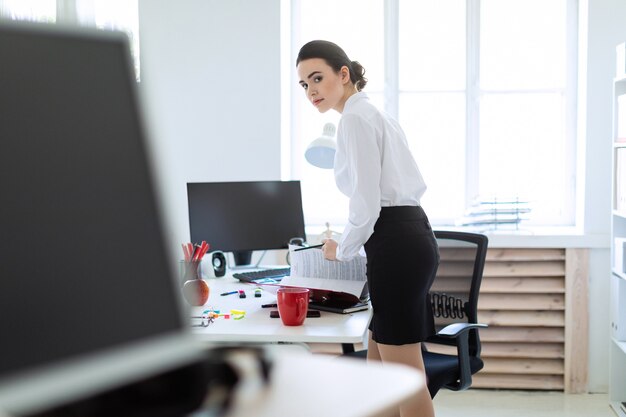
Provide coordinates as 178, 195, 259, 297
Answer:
321, 239, 338, 261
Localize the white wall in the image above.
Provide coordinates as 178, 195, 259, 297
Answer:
138, 0, 626, 392
138, 0, 282, 260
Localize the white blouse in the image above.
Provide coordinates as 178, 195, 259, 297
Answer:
334, 92, 427, 261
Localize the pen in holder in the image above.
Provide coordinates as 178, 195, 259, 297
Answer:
179, 260, 201, 284
179, 260, 210, 306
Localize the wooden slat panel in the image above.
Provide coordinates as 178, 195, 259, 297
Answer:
483, 261, 565, 277
481, 342, 564, 358
479, 326, 565, 343
429, 277, 470, 292
478, 293, 565, 310
427, 246, 583, 392
486, 248, 565, 262
482, 358, 564, 374
436, 262, 478, 277
478, 310, 565, 326
432, 276, 566, 293
564, 248, 589, 393
481, 276, 565, 293
439, 248, 476, 261
473, 373, 564, 390
424, 342, 564, 359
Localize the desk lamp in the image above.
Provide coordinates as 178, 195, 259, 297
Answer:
305, 122, 336, 169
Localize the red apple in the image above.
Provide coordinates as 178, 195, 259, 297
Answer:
182, 279, 210, 306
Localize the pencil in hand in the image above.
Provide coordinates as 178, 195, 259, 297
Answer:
293, 243, 324, 252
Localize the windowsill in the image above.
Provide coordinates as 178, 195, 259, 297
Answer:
304, 225, 610, 249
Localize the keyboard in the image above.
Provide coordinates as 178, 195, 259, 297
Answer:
232, 267, 291, 283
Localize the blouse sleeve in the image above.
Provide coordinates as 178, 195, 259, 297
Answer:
334, 114, 382, 261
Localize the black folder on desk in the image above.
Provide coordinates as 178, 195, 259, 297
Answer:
308, 301, 369, 314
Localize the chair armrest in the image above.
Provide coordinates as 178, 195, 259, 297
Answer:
436, 322, 488, 338
425, 323, 487, 392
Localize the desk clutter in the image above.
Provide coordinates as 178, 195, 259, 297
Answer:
191, 308, 247, 327
181, 241, 371, 328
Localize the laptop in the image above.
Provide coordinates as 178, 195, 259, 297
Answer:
0, 21, 206, 415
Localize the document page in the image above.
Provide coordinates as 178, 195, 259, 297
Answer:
283, 245, 368, 299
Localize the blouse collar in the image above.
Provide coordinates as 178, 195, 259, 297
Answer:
343, 91, 368, 112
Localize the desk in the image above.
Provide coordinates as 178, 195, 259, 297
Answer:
225, 349, 424, 417
190, 275, 371, 352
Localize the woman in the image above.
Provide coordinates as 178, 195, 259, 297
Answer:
296, 40, 439, 417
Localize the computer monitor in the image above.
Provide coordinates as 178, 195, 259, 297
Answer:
0, 21, 204, 415
187, 181, 307, 266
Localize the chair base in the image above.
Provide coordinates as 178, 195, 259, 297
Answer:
423, 351, 484, 398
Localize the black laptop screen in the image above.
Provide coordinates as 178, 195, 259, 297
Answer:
0, 24, 182, 377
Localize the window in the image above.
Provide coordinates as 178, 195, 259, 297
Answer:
290, 0, 577, 228
0, 0, 139, 78
75, 0, 140, 78
0, 0, 56, 22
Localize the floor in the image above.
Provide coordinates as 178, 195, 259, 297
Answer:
433, 389, 615, 417
308, 345, 617, 416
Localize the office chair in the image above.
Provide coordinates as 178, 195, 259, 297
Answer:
344, 230, 489, 399
422, 230, 488, 398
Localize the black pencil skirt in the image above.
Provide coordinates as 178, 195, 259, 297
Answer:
364, 206, 440, 345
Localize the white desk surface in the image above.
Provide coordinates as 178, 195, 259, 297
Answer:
189, 275, 372, 345
223, 349, 424, 417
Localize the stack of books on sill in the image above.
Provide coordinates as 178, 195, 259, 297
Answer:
455, 197, 531, 232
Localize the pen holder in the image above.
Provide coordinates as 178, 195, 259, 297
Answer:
179, 260, 210, 306
179, 260, 202, 285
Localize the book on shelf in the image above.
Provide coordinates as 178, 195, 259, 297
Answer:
611, 274, 626, 341
617, 42, 626, 78
616, 238, 626, 274
617, 95, 626, 142
616, 148, 626, 212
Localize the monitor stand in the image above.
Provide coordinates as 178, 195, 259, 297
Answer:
230, 251, 253, 269
229, 250, 269, 269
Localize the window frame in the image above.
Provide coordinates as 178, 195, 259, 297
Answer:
288, 0, 579, 228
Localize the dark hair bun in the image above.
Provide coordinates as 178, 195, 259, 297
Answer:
351, 60, 367, 91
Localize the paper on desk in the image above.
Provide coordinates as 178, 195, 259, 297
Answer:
283, 245, 368, 299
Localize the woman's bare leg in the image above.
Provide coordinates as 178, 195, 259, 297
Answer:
366, 331, 382, 362
376, 342, 435, 417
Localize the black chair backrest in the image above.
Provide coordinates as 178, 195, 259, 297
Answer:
430, 231, 489, 356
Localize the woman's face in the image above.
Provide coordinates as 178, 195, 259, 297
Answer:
297, 58, 350, 113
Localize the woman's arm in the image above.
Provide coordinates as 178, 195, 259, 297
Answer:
333, 114, 382, 261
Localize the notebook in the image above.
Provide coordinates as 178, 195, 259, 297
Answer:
308, 301, 370, 314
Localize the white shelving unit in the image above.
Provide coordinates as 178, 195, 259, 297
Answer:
610, 75, 626, 417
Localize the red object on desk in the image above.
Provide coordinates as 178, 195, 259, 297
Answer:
255, 283, 360, 309
182, 279, 210, 306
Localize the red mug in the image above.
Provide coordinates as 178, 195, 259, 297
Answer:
276, 287, 310, 326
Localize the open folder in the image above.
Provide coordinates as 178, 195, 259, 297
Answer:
267, 245, 369, 309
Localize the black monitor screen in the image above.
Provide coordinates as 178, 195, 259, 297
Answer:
187, 181, 306, 261
0, 22, 196, 414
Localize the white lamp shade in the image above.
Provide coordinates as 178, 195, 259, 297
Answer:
305, 123, 336, 169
